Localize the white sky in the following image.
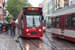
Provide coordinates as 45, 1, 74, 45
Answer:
5, 0, 43, 7
28, 0, 43, 7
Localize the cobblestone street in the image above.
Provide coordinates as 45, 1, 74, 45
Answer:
0, 30, 20, 50
0, 29, 75, 50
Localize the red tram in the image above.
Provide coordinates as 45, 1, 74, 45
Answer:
51, 5, 75, 42
18, 7, 44, 38
43, 20, 46, 32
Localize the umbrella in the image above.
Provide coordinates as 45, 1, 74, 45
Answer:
9, 21, 15, 23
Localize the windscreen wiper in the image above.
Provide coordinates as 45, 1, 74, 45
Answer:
33, 17, 36, 26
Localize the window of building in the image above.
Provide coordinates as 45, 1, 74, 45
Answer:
0, 10, 1, 12
0, 10, 2, 14
64, 0, 67, 1
58, 0, 60, 2
56, 0, 57, 4
65, 15, 72, 29
0, 3, 1, 8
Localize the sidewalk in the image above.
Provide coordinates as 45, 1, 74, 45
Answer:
0, 30, 20, 50
46, 28, 51, 33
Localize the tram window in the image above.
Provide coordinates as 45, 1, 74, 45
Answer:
22, 20, 24, 29
65, 15, 72, 29
21, 15, 23, 19
52, 18, 56, 27
72, 14, 75, 29
56, 17, 59, 28
18, 19, 22, 29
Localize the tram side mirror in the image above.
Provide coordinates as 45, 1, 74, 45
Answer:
42, 16, 44, 20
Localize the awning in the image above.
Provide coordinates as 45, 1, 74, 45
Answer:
0, 13, 5, 17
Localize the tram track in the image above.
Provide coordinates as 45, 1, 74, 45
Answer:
45, 32, 75, 50
44, 33, 58, 50
36, 38, 52, 47
56, 37, 71, 50
56, 38, 75, 50
29, 40, 39, 48
45, 32, 69, 50
17, 31, 54, 50
29, 39, 52, 50
16, 30, 75, 50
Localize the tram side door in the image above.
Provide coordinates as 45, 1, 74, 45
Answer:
60, 16, 65, 37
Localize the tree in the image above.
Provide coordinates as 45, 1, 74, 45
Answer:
6, 0, 32, 20
5, 16, 12, 22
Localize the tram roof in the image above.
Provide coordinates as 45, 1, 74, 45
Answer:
52, 4, 75, 16
23, 6, 42, 8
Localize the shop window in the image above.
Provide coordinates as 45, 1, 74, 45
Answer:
65, 15, 72, 29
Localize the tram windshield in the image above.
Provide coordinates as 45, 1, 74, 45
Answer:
25, 15, 42, 27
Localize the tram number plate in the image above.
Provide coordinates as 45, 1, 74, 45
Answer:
31, 32, 37, 34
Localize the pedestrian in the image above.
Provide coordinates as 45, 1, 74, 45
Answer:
13, 23, 16, 35
5, 24, 9, 33
10, 23, 13, 34
9, 23, 11, 32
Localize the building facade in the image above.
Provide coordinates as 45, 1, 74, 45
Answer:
0, 0, 3, 23
43, 0, 48, 23
53, 0, 69, 11
47, 0, 52, 24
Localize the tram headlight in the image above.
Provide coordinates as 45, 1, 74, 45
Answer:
26, 29, 29, 32
39, 29, 41, 32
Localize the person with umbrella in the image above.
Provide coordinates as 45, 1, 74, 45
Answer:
13, 23, 16, 35
9, 21, 15, 34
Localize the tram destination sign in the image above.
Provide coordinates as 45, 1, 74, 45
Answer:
24, 11, 42, 15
